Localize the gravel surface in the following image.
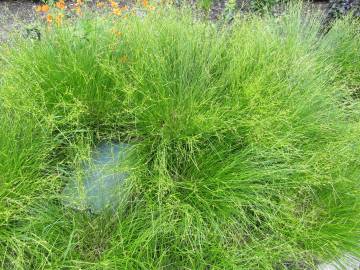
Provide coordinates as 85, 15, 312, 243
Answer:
0, 0, 38, 42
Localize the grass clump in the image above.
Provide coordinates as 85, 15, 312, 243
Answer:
0, 4, 359, 269
321, 16, 360, 97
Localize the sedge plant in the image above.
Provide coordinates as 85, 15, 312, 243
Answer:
0, 2, 359, 269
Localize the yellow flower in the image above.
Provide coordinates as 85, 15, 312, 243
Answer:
120, 5, 129, 11
112, 8, 121, 16
147, 5, 155, 10
46, 14, 53, 24
76, 0, 84, 5
35, 5, 42, 12
96, 1, 105, 8
55, 14, 64, 26
55, 0, 66, 10
112, 29, 122, 37
120, 55, 128, 63
75, 6, 82, 15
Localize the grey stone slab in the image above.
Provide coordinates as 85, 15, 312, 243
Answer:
318, 255, 360, 270
62, 142, 130, 213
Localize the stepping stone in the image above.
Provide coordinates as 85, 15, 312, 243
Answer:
62, 142, 130, 213
318, 255, 360, 270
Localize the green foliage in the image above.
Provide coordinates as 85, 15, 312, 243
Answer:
0, 5, 359, 269
223, 0, 237, 22
250, 0, 288, 12
198, 0, 213, 11
321, 16, 360, 96
251, 0, 279, 11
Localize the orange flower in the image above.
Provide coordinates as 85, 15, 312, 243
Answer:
110, 1, 118, 8
55, 14, 64, 26
55, 0, 66, 9
96, 1, 105, 8
142, 0, 148, 7
46, 14, 53, 23
112, 8, 121, 16
37, 4, 50, 12
42, 4, 50, 12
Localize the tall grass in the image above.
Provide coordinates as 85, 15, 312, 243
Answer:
0, 4, 359, 269
321, 16, 360, 97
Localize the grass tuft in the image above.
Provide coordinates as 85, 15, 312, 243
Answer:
0, 4, 359, 269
